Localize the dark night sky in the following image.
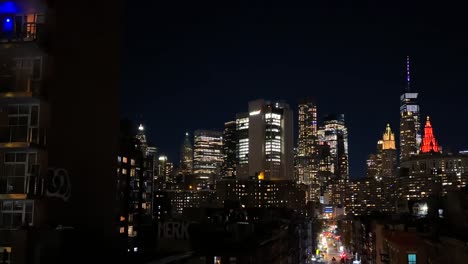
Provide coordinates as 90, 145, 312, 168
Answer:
122, 1, 468, 179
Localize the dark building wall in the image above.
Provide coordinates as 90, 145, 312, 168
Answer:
44, 0, 122, 262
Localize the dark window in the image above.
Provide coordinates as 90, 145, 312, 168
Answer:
5, 153, 15, 162
16, 153, 26, 162
32, 58, 41, 79
19, 105, 29, 115
30, 106, 38, 126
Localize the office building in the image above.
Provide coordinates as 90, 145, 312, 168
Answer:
318, 114, 349, 181
165, 160, 174, 180
296, 99, 319, 201
235, 113, 249, 177
136, 124, 148, 155
420, 116, 440, 153
381, 124, 397, 178
154, 155, 175, 189
222, 121, 237, 177
117, 121, 155, 254
193, 130, 223, 189
366, 152, 381, 178
400, 56, 421, 161
216, 178, 306, 214
166, 189, 217, 215
236, 99, 294, 181
179, 132, 193, 176
297, 98, 318, 158
317, 142, 333, 202
318, 114, 348, 206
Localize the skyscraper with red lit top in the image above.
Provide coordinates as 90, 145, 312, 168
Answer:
420, 116, 441, 153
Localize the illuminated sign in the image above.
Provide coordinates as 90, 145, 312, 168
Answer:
249, 110, 261, 116
324, 206, 333, 213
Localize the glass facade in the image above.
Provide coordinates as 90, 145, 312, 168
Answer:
296, 100, 318, 194
222, 121, 237, 176
265, 112, 282, 177
236, 115, 249, 165
193, 130, 223, 188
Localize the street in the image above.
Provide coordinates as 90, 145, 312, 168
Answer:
310, 221, 355, 264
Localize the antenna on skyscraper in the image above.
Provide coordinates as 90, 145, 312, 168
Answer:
406, 55, 411, 92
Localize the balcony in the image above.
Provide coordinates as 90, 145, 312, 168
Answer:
0, 13, 45, 43
0, 67, 44, 98
0, 126, 46, 148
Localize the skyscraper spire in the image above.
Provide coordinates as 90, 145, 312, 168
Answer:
406, 55, 411, 92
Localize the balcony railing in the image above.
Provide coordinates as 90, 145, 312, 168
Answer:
0, 126, 46, 147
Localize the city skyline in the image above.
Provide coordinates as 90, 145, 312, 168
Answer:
122, 1, 468, 179
2, 0, 468, 263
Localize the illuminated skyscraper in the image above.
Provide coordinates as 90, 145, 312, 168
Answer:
222, 121, 237, 176
420, 116, 441, 154
135, 124, 148, 155
318, 114, 348, 206
366, 124, 398, 178
318, 114, 349, 181
236, 99, 294, 181
193, 130, 223, 188
179, 132, 193, 175
296, 99, 318, 180
381, 124, 397, 178
317, 142, 333, 202
297, 99, 318, 157
165, 160, 174, 179
296, 99, 319, 201
235, 113, 249, 177
400, 56, 421, 161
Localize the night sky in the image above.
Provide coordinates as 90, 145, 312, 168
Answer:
122, 1, 468, 179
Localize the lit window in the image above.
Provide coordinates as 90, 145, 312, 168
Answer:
122, 168, 127, 175
119, 227, 125, 233
123, 157, 128, 163
408, 254, 416, 264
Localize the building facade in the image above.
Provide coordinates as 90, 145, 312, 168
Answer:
179, 132, 193, 176
236, 99, 294, 181
318, 114, 348, 206
235, 113, 249, 177
296, 99, 319, 202
0, 4, 49, 262
222, 121, 237, 177
117, 121, 157, 255
367, 124, 397, 179
193, 130, 223, 189
399, 56, 421, 162
216, 178, 306, 214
